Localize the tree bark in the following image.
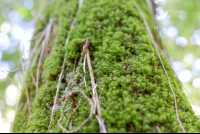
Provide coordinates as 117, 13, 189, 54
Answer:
12, 0, 200, 133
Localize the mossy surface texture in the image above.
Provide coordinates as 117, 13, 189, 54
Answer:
13, 0, 200, 133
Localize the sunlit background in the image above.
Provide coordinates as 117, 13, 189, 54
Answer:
0, 0, 200, 133
0, 0, 34, 132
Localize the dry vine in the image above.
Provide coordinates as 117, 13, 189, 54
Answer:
134, 2, 186, 133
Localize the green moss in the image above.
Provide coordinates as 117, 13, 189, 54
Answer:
12, 0, 79, 133
13, 0, 200, 133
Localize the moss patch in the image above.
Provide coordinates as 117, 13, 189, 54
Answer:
13, 0, 200, 133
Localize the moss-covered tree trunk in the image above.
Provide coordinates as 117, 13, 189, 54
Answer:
12, 0, 200, 133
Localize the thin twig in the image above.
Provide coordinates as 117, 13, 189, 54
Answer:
181, 84, 200, 119
86, 48, 107, 133
30, 46, 41, 68
73, 59, 76, 73
79, 38, 91, 63
83, 55, 88, 89
58, 90, 95, 133
64, 108, 73, 120
33, 0, 54, 21
96, 115, 107, 133
65, 80, 71, 93
30, 68, 37, 89
0, 69, 20, 73
156, 125, 162, 133
65, 107, 78, 128
36, 19, 54, 94
86, 49, 100, 115
19, 42, 31, 116
49, 53, 67, 126
2, 71, 23, 93
134, 3, 186, 133
31, 26, 47, 55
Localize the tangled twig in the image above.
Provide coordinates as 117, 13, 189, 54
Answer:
58, 90, 95, 133
65, 107, 78, 128
134, 3, 186, 133
49, 0, 81, 125
64, 108, 73, 120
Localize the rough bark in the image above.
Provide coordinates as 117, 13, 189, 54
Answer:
12, 0, 200, 133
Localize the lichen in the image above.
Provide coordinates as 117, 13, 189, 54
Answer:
13, 0, 200, 133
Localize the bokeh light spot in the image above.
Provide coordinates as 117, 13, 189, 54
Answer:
0, 23, 11, 33
154, 0, 166, 5
176, 37, 187, 47
177, 69, 192, 83
167, 26, 178, 38
184, 54, 195, 64
23, 0, 34, 10
11, 24, 24, 40
5, 85, 19, 106
179, 10, 187, 21
6, 110, 15, 121
190, 35, 197, 45
155, 6, 168, 21
0, 32, 10, 50
193, 78, 200, 88
193, 29, 200, 39
171, 61, 185, 72
193, 59, 200, 71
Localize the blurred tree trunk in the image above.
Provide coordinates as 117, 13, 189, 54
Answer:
12, 0, 200, 133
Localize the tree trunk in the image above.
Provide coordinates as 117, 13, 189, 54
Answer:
12, 0, 200, 133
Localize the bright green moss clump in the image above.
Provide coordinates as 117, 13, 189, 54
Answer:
13, 0, 200, 133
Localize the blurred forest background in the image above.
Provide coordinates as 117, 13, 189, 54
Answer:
0, 0, 200, 132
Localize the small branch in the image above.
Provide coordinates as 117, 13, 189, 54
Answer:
79, 38, 91, 63
86, 48, 107, 133
49, 53, 67, 126
96, 115, 107, 133
156, 126, 162, 133
2, 71, 23, 93
86, 49, 101, 115
64, 108, 73, 120
83, 55, 88, 89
